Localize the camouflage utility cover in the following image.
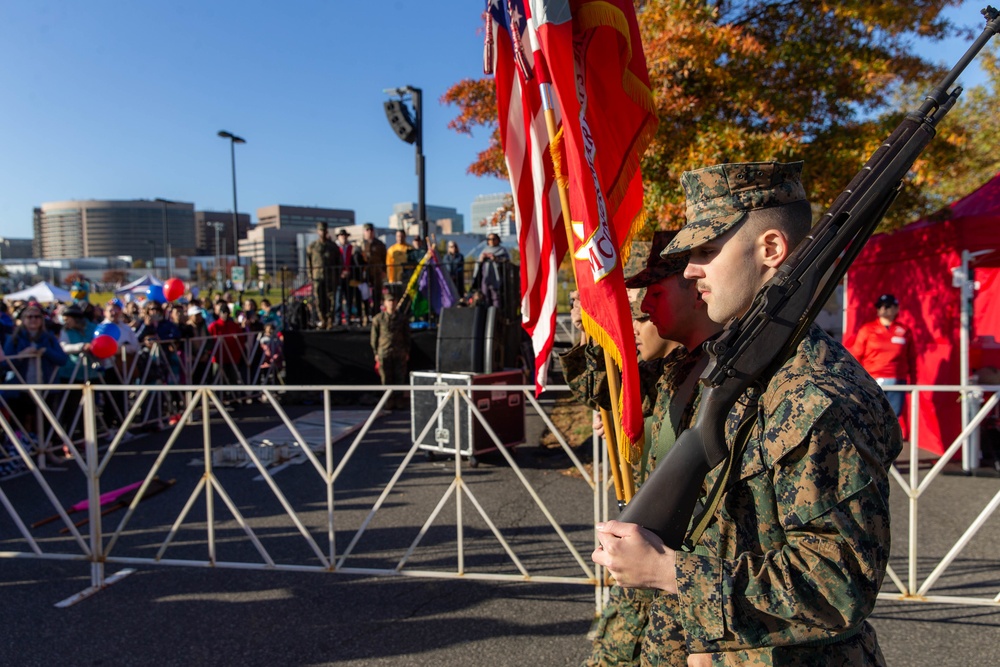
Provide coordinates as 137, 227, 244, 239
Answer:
626, 230, 686, 289
665, 161, 807, 255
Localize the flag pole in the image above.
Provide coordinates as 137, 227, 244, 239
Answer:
537, 80, 634, 506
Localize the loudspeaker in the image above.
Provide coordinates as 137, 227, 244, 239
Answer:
436, 306, 495, 373
384, 100, 417, 144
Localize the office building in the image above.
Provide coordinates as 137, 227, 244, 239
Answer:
389, 203, 464, 233
470, 193, 512, 234
195, 211, 251, 257
33, 199, 197, 260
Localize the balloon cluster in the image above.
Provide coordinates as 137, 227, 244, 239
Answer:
93, 278, 186, 358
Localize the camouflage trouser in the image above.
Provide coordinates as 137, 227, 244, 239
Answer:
584, 586, 656, 667
378, 353, 408, 408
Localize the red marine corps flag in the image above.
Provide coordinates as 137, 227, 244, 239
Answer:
484, 0, 568, 394
527, 0, 658, 461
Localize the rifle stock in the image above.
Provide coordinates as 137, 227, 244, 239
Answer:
620, 7, 1000, 548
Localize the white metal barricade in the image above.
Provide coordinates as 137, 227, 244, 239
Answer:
880, 383, 1000, 607
0, 382, 606, 609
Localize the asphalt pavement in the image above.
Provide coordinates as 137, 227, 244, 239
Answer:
2, 402, 1000, 666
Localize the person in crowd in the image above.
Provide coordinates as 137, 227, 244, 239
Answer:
124, 300, 141, 326
57, 304, 98, 440
2, 302, 69, 436
333, 229, 356, 326
592, 161, 901, 665
98, 299, 140, 428
442, 241, 466, 298
259, 322, 284, 383
0, 302, 15, 348
259, 299, 282, 330
370, 292, 410, 409
386, 229, 409, 286
562, 233, 722, 666
849, 293, 917, 417
208, 302, 244, 387
239, 298, 265, 381
361, 222, 387, 323
185, 305, 213, 384
472, 233, 510, 309
307, 221, 340, 329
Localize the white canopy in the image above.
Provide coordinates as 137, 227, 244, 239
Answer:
114, 273, 162, 298
2, 281, 74, 304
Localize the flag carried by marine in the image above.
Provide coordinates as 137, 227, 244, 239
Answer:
486, 0, 658, 461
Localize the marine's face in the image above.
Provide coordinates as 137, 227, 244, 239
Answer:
684, 224, 762, 324
641, 274, 698, 342
633, 318, 671, 362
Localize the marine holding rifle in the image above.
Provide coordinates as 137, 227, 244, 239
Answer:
592, 162, 902, 665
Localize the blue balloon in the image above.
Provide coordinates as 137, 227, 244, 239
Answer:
146, 284, 165, 303
94, 322, 121, 341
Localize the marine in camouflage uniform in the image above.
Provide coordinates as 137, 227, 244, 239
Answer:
594, 162, 902, 667
563, 233, 721, 667
370, 292, 410, 408
307, 221, 341, 329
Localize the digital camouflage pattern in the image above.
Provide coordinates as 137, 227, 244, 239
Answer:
625, 241, 652, 320
563, 342, 707, 667
659, 324, 900, 665
626, 231, 686, 289
584, 585, 657, 667
665, 161, 807, 256
307, 237, 340, 282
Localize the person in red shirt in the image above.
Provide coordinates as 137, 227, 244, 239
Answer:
207, 303, 245, 386
849, 293, 917, 416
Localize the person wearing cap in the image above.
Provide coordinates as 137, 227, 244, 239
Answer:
849, 293, 916, 417
563, 232, 722, 666
332, 229, 357, 326
307, 221, 341, 329
360, 223, 387, 324
370, 291, 410, 409
592, 162, 901, 666
55, 305, 99, 441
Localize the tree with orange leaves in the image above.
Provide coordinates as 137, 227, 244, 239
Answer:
445, 0, 992, 231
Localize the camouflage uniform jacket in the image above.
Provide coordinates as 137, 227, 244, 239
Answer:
665, 324, 901, 665
307, 238, 340, 282
363, 237, 387, 279
370, 310, 410, 360
561, 342, 704, 478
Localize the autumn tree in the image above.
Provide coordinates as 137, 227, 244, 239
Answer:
102, 269, 129, 286
445, 0, 987, 232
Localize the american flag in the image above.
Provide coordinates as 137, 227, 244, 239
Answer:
485, 0, 568, 393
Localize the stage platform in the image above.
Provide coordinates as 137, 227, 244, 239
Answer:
284, 329, 437, 386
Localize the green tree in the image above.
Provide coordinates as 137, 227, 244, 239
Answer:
444, 0, 987, 231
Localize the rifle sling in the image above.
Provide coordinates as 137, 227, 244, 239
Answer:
684, 398, 758, 550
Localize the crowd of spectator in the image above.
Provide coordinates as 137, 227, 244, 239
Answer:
0, 292, 285, 468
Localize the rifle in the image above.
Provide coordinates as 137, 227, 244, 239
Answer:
619, 7, 1000, 549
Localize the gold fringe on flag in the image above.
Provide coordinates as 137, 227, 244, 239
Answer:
579, 309, 642, 464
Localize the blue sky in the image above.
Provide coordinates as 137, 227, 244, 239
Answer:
0, 0, 992, 240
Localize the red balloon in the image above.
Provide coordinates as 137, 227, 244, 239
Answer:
91, 334, 118, 360
163, 278, 185, 302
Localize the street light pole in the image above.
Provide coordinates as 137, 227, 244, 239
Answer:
217, 130, 246, 279
208, 221, 225, 286
155, 198, 179, 278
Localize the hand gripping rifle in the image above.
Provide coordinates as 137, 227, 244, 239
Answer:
620, 7, 1000, 549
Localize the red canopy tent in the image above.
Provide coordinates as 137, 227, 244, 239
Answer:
845, 173, 1000, 454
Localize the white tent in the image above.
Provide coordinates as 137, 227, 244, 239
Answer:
114, 273, 162, 300
2, 281, 73, 304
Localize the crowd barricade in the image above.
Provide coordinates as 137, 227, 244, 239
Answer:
879, 383, 1000, 607
0, 331, 282, 469
0, 381, 606, 609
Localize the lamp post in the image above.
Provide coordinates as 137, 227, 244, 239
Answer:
217, 130, 246, 279
383, 86, 426, 240
207, 221, 225, 286
144, 240, 156, 273
154, 198, 178, 278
